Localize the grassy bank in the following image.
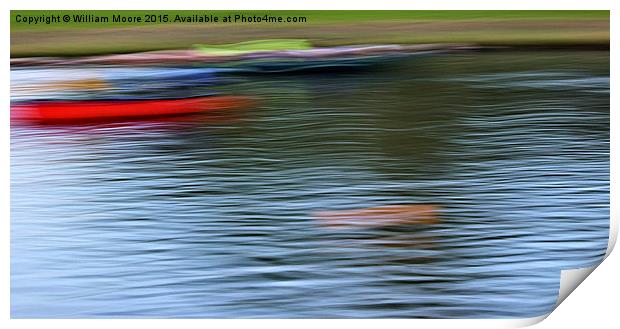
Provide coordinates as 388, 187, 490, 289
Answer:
10, 10, 609, 57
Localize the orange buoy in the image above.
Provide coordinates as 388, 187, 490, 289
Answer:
314, 204, 439, 228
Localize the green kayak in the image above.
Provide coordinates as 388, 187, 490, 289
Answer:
194, 39, 312, 56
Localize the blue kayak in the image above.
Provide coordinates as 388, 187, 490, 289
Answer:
211, 53, 415, 73
11, 67, 226, 102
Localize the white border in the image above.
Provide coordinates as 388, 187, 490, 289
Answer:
2, 1, 616, 10
3, 1, 616, 328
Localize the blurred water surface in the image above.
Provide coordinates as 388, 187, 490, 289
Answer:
11, 51, 609, 318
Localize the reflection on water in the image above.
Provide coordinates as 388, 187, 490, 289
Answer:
11, 51, 609, 318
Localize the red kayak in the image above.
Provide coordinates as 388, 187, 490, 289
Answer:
11, 96, 251, 124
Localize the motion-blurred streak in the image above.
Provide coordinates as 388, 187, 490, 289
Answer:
10, 43, 474, 69
11, 96, 255, 125
314, 204, 440, 228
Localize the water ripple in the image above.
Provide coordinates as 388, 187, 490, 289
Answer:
11, 51, 609, 318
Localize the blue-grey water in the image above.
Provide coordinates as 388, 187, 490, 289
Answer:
11, 51, 609, 318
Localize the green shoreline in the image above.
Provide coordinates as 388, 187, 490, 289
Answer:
11, 10, 609, 57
